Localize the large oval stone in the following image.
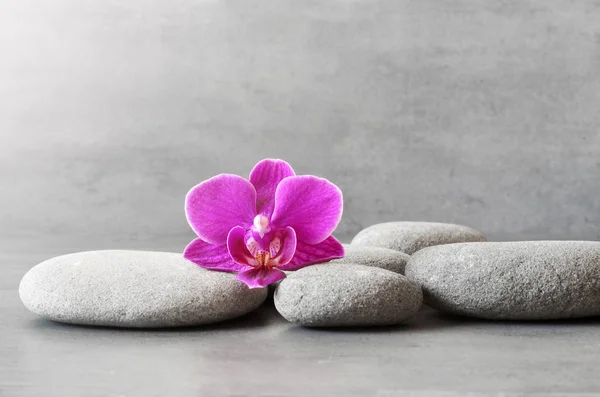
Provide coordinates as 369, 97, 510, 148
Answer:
19, 250, 268, 327
328, 244, 410, 274
274, 263, 423, 327
351, 221, 486, 254
405, 241, 600, 320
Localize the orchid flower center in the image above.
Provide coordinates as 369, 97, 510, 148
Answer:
253, 214, 271, 238
244, 215, 286, 268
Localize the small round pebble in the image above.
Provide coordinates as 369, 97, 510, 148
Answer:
351, 221, 486, 254
328, 244, 410, 274
274, 263, 423, 327
405, 241, 600, 320
19, 250, 268, 328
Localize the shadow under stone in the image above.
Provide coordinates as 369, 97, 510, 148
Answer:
26, 302, 279, 334
280, 306, 471, 334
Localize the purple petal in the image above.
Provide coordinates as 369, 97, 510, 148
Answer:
272, 226, 297, 266
184, 238, 248, 272
270, 175, 343, 244
278, 235, 344, 271
185, 174, 257, 245
249, 159, 295, 218
236, 267, 287, 288
227, 226, 258, 267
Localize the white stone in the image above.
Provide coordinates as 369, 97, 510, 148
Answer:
19, 250, 267, 327
274, 263, 422, 327
328, 244, 410, 274
406, 241, 600, 320
351, 221, 486, 254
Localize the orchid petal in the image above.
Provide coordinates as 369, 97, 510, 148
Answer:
272, 226, 297, 266
278, 235, 345, 271
184, 238, 248, 272
249, 159, 295, 218
270, 175, 343, 244
227, 226, 258, 267
185, 174, 257, 245
236, 268, 287, 288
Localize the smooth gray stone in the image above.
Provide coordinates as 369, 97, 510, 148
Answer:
19, 250, 268, 328
405, 241, 600, 320
274, 263, 423, 327
351, 221, 486, 254
328, 244, 410, 274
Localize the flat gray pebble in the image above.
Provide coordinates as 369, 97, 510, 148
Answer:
274, 263, 423, 327
351, 221, 486, 254
328, 244, 410, 274
405, 241, 600, 320
19, 250, 268, 328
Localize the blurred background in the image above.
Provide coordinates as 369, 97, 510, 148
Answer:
1, 0, 599, 253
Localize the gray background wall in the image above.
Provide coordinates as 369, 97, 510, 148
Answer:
1, 0, 600, 248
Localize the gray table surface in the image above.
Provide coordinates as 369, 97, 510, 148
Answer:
2, 236, 600, 397
3, 0, 600, 395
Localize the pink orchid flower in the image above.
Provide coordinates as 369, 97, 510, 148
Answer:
183, 159, 345, 288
